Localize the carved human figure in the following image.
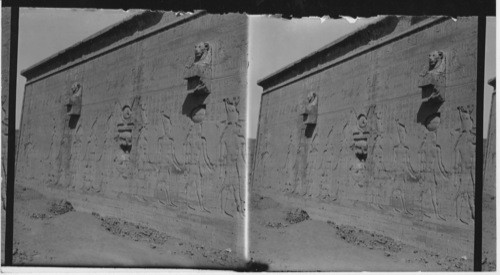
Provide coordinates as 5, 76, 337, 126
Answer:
220, 97, 244, 217
318, 122, 348, 201
303, 131, 320, 197
369, 105, 387, 179
257, 130, 272, 188
184, 106, 212, 212
392, 121, 419, 214
114, 105, 135, 180
419, 50, 446, 103
67, 83, 82, 116
302, 91, 318, 125
184, 42, 212, 94
157, 112, 181, 207
418, 114, 448, 220
281, 127, 296, 193
453, 106, 475, 224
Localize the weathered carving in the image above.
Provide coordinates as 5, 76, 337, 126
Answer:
190, 105, 206, 123
302, 91, 318, 125
453, 105, 475, 224
391, 120, 418, 214
368, 105, 388, 179
157, 112, 181, 208
317, 122, 348, 201
184, 42, 212, 95
418, 113, 448, 220
66, 83, 82, 116
220, 96, 244, 217
352, 113, 369, 162
419, 50, 446, 103
184, 118, 212, 213
117, 105, 134, 154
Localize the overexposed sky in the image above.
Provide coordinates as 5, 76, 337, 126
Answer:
248, 15, 381, 137
13, 10, 496, 139
15, 8, 140, 129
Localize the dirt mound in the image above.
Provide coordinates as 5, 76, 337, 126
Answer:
327, 221, 402, 252
482, 257, 496, 271
48, 199, 74, 215
95, 214, 171, 245
30, 213, 50, 220
285, 209, 310, 224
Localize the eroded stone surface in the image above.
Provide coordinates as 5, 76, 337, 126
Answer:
253, 16, 478, 257
16, 12, 248, 260
483, 79, 496, 270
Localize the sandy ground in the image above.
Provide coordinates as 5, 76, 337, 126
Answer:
2, 184, 496, 271
249, 194, 476, 272
482, 192, 497, 271
10, 185, 243, 269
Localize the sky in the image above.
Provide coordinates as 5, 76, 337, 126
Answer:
11, 9, 497, 139
248, 15, 381, 137
15, 8, 140, 129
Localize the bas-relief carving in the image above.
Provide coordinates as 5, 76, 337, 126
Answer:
184, 42, 212, 95
453, 105, 475, 224
184, 111, 212, 213
256, 130, 272, 191
419, 50, 446, 103
266, 93, 473, 225
156, 112, 182, 208
317, 121, 349, 202
114, 97, 142, 182
303, 130, 320, 197
352, 113, 369, 162
220, 96, 244, 217
366, 105, 390, 209
302, 91, 318, 125
66, 83, 82, 117
391, 120, 419, 214
281, 127, 297, 193
418, 114, 449, 221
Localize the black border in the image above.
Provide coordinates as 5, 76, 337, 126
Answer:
1, 0, 496, 17
474, 16, 486, 272
1, 0, 495, 271
4, 6, 18, 267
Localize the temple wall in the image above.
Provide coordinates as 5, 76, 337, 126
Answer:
253, 16, 477, 257
17, 12, 248, 256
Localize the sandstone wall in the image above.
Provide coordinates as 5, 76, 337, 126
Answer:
253, 16, 477, 257
483, 80, 496, 265
17, 12, 248, 256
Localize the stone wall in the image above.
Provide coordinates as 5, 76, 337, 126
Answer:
17, 11, 248, 256
253, 16, 477, 257
483, 79, 496, 265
